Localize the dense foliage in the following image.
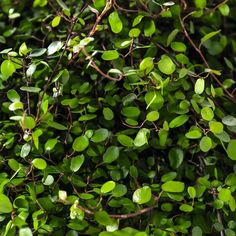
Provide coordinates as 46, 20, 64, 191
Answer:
1, 0, 236, 235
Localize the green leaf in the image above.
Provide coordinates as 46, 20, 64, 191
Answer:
112, 184, 127, 197
91, 128, 109, 143
188, 186, 196, 199
144, 20, 156, 37
161, 181, 185, 193
146, 111, 159, 122
21, 116, 36, 130
70, 155, 85, 172
161, 180, 185, 193
185, 129, 202, 139
222, 116, 236, 126
32, 158, 47, 170
0, 194, 13, 213
158, 55, 176, 75
179, 204, 193, 212
195, 78, 205, 94
134, 128, 150, 147
168, 148, 184, 169
167, 29, 179, 46
52, 15, 61, 27
194, 0, 206, 9
45, 138, 58, 151
218, 188, 231, 203
108, 11, 123, 34
7, 89, 20, 102
9, 101, 24, 111
129, 28, 141, 38
139, 57, 154, 74
170, 42, 186, 52
101, 181, 116, 194
133, 186, 152, 204
56, 0, 70, 11
132, 15, 144, 26
1, 60, 15, 78
219, 4, 230, 16
72, 136, 89, 152
200, 30, 221, 45
117, 134, 133, 147
121, 106, 140, 118
192, 226, 202, 236
101, 50, 119, 61
209, 121, 223, 134
20, 143, 31, 158
20, 86, 41, 93
48, 121, 67, 130
47, 41, 63, 55
103, 146, 120, 164
29, 48, 47, 57
103, 107, 114, 121
169, 115, 189, 128
94, 211, 113, 226
201, 107, 214, 121
19, 228, 33, 236
199, 136, 212, 152
19, 42, 28, 56
227, 140, 236, 160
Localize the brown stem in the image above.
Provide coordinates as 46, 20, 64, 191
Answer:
67, 0, 113, 66
76, 191, 162, 220
179, 16, 236, 105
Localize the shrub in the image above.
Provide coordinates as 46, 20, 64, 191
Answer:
0, 0, 236, 235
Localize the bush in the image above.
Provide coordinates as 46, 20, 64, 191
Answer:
1, 0, 236, 235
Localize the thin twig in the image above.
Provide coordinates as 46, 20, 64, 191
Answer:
67, 0, 113, 66
179, 16, 236, 105
76, 191, 162, 220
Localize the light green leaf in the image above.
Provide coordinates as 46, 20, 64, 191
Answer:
158, 55, 176, 75
91, 128, 109, 143
52, 16, 61, 27
146, 111, 159, 122
32, 158, 47, 170
227, 140, 236, 160
7, 89, 20, 102
200, 136, 212, 152
200, 30, 221, 46
134, 128, 150, 147
201, 107, 214, 121
222, 116, 236, 126
209, 121, 223, 134
20, 143, 31, 158
108, 11, 123, 34
133, 186, 152, 204
195, 78, 205, 94
169, 115, 189, 128
19, 227, 33, 236
179, 204, 193, 212
1, 60, 16, 78
101, 181, 116, 194
117, 134, 133, 147
45, 139, 58, 151
72, 136, 89, 152
70, 155, 85, 172
101, 50, 119, 61
103, 146, 120, 164
47, 41, 63, 55
161, 181, 185, 193
144, 20, 156, 37
9, 101, 23, 111
20, 86, 41, 93
0, 194, 13, 213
